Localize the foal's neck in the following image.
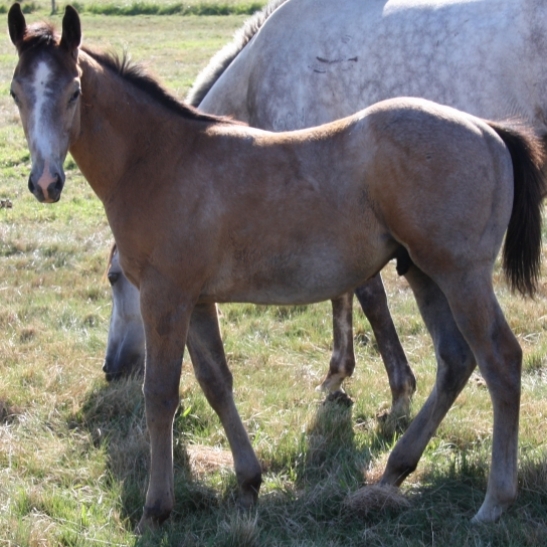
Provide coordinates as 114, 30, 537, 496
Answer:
69, 51, 193, 204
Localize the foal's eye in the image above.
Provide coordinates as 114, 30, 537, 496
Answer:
108, 272, 120, 286
68, 89, 81, 104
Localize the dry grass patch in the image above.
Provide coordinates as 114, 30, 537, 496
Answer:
187, 444, 234, 477
344, 484, 411, 517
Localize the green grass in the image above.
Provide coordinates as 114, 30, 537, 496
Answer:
2, 7, 547, 547
81, 2, 266, 16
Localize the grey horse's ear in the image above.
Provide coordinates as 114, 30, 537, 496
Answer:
8, 3, 27, 51
60, 5, 81, 56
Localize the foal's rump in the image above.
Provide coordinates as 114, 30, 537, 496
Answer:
361, 98, 543, 293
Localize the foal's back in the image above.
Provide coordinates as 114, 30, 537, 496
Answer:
181, 98, 513, 305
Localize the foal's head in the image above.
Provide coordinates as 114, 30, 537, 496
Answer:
8, 3, 81, 203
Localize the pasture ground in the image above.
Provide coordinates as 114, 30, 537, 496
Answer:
1, 5, 547, 546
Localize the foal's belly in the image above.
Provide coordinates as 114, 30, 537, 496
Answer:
200, 245, 392, 305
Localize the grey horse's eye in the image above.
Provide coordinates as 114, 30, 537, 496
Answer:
9, 89, 19, 105
68, 88, 80, 105
108, 272, 120, 286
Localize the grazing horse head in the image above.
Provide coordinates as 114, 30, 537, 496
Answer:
104, 244, 145, 381
8, 3, 81, 203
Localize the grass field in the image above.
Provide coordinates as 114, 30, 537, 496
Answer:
1, 5, 547, 547
0, 1, 267, 16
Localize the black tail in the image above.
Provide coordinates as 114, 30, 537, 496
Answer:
488, 122, 545, 296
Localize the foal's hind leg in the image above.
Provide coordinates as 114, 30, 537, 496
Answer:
186, 303, 262, 509
355, 274, 416, 418
380, 266, 476, 485
438, 272, 522, 523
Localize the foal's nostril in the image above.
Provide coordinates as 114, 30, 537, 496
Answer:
28, 175, 34, 194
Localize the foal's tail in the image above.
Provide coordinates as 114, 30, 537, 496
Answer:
488, 122, 545, 296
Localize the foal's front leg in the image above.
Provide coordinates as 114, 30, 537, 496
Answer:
136, 285, 193, 533
186, 303, 262, 508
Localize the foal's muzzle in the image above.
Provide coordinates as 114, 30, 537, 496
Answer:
28, 173, 64, 203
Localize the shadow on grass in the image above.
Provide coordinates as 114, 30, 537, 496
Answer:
72, 375, 392, 533
69, 374, 547, 546
72, 373, 226, 532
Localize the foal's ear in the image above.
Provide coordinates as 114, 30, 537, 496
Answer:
8, 3, 27, 50
60, 5, 81, 56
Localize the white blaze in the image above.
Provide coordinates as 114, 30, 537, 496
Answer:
30, 61, 54, 159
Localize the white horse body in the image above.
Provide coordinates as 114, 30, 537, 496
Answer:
105, 0, 547, 409
197, 0, 546, 134
105, 0, 547, 394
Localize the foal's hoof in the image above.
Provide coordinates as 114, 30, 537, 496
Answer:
376, 409, 410, 438
134, 505, 170, 535
236, 490, 256, 511
324, 390, 354, 407
376, 397, 412, 436
471, 498, 507, 524
236, 473, 262, 511
134, 515, 158, 536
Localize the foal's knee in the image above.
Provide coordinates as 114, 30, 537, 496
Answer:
143, 382, 181, 419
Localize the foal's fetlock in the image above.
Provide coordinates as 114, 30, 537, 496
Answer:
320, 353, 355, 394
380, 453, 417, 487
396, 371, 417, 406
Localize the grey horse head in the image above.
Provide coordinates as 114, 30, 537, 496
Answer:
103, 245, 145, 380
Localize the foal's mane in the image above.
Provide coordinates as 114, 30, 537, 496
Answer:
82, 47, 235, 124
186, 0, 289, 106
16, 22, 57, 53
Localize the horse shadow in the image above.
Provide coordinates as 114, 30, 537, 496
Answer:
74, 374, 223, 530
74, 374, 401, 532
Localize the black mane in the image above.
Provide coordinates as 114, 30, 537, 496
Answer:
82, 47, 234, 124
